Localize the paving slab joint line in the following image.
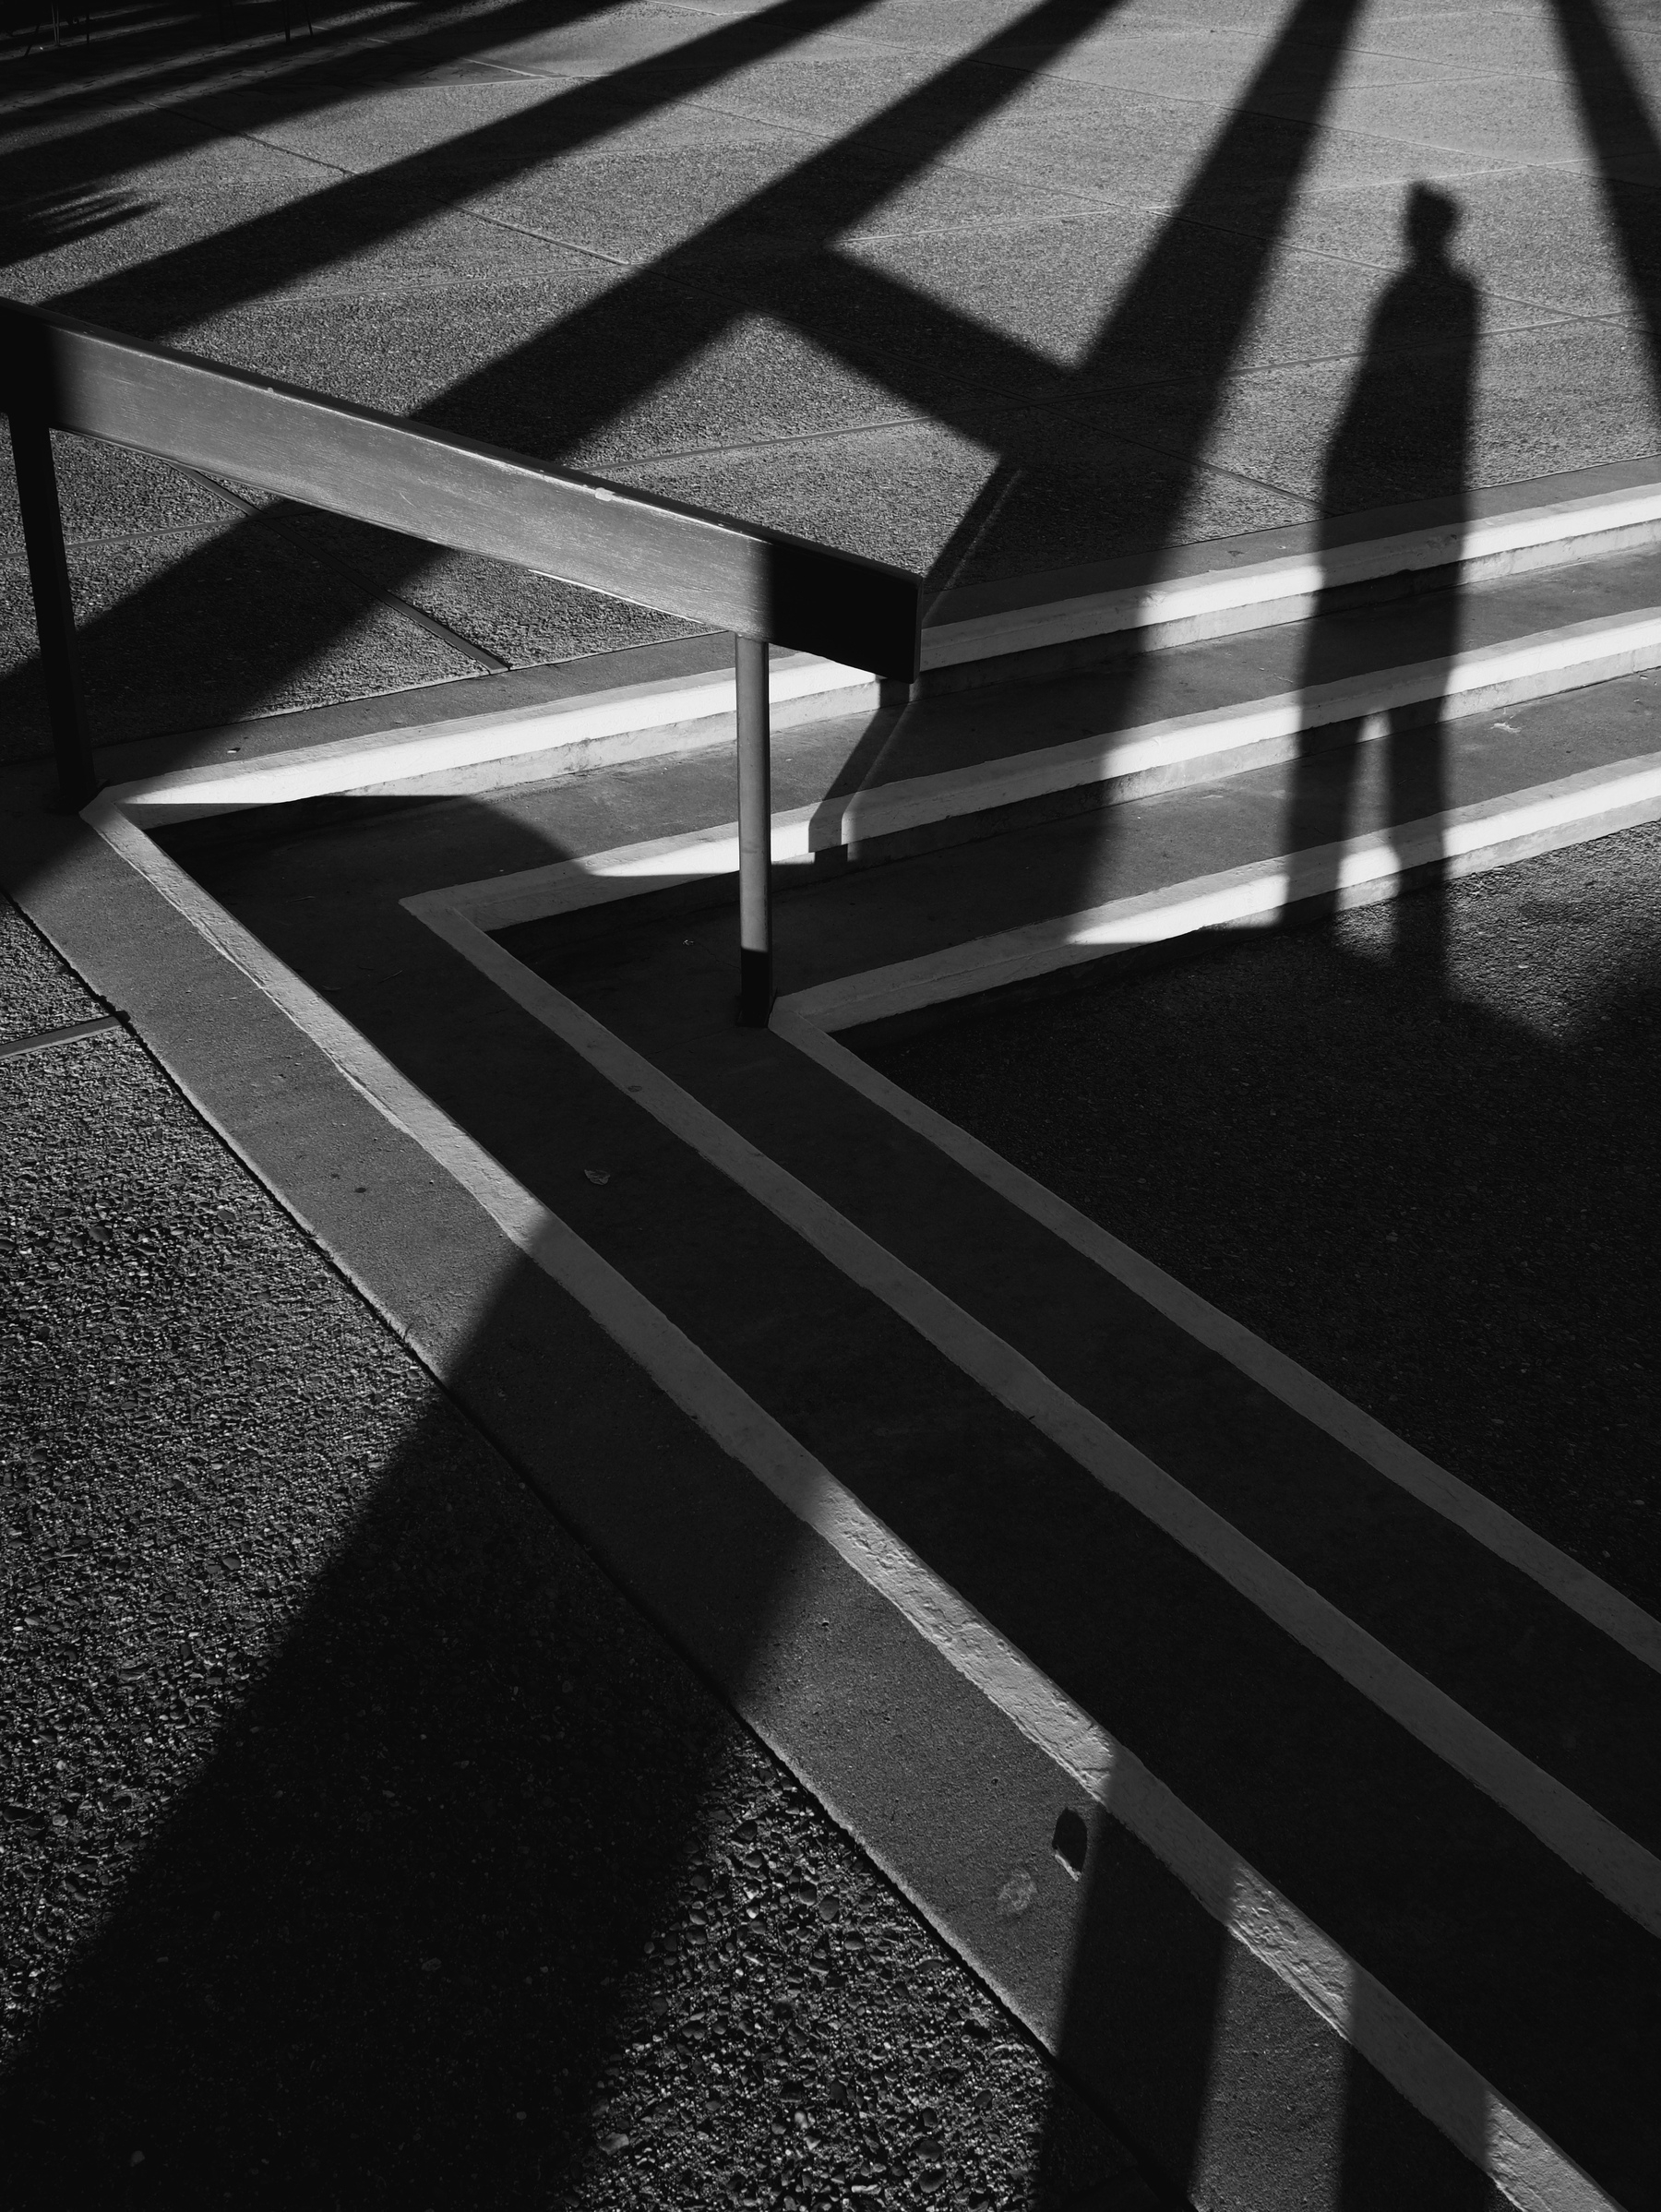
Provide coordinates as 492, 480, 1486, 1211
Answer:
67, 793, 1623, 2212
178, 465, 516, 675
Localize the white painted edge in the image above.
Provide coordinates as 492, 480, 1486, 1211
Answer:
407, 754, 1661, 1682
80, 786, 1623, 2212
923, 484, 1661, 667
102, 651, 875, 824
771, 1009, 1661, 1682
400, 894, 1661, 1947
845, 606, 1661, 847
400, 604, 1661, 934
784, 754, 1661, 1028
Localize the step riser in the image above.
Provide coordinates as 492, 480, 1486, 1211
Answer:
111, 657, 890, 826
126, 603, 1661, 926
827, 616, 1661, 870
441, 618, 1661, 919
353, 536, 1659, 793
921, 508, 1661, 688
105, 488, 1661, 821
787, 762, 1661, 1041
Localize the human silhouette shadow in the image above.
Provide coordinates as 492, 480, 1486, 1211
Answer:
1284, 185, 1479, 984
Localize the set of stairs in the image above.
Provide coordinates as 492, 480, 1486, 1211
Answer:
125, 452, 1661, 1030
122, 457, 1661, 2212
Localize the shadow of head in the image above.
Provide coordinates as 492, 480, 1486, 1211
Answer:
1404, 182, 1462, 265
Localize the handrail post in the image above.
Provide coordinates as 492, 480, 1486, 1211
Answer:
8, 412, 97, 809
735, 633, 773, 1026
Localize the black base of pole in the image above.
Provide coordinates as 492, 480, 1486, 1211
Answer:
737, 947, 774, 1028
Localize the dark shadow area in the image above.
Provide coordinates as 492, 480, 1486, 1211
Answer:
0, 184, 152, 270
1, 1396, 735, 2207
1285, 182, 1479, 984
0, 0, 550, 113
854, 843, 1661, 1626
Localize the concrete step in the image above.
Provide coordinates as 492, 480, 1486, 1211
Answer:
921, 452, 1661, 682
243, 535, 1660, 974
103, 458, 1661, 819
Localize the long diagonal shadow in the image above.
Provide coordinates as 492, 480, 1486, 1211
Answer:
4, 0, 1128, 761
0, 0, 627, 212
1546, 0, 1661, 386
39, 0, 899, 335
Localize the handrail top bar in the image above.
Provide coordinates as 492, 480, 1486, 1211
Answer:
1, 299, 921, 680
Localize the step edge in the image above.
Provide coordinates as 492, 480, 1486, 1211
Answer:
924, 455, 1661, 628
94, 475, 1661, 815
400, 610, 1661, 912
783, 755, 1661, 1028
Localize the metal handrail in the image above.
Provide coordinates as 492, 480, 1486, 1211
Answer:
3, 299, 922, 1022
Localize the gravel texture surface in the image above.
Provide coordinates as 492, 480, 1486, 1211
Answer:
861, 826, 1661, 1621
0, 899, 105, 1044
0, 893, 1157, 2211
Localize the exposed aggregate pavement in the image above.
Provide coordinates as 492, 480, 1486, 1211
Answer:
0, 890, 1157, 2210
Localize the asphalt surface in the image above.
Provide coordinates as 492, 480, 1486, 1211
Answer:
862, 822, 1661, 1622
0, 890, 1157, 2211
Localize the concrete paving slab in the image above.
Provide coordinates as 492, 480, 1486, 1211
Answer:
1355, 1, 1655, 78
1089, 316, 1661, 515
624, 406, 1311, 581
828, 206, 1565, 408
471, 118, 1084, 267
1257, 165, 1661, 320
182, 72, 573, 175
287, 520, 706, 667
58, 205, 618, 392
0, 434, 237, 555
1315, 67, 1648, 173
930, 71, 1510, 217
0, 508, 476, 760
3, 128, 336, 305
472, 2, 765, 79
658, 35, 999, 144
995, 21, 1502, 111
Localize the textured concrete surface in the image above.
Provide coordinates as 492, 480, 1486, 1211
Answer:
0, 893, 1157, 2210
863, 822, 1661, 1622
5, 0, 1660, 758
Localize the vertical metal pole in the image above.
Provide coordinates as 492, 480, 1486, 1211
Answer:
735, 633, 773, 1027
8, 413, 96, 809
